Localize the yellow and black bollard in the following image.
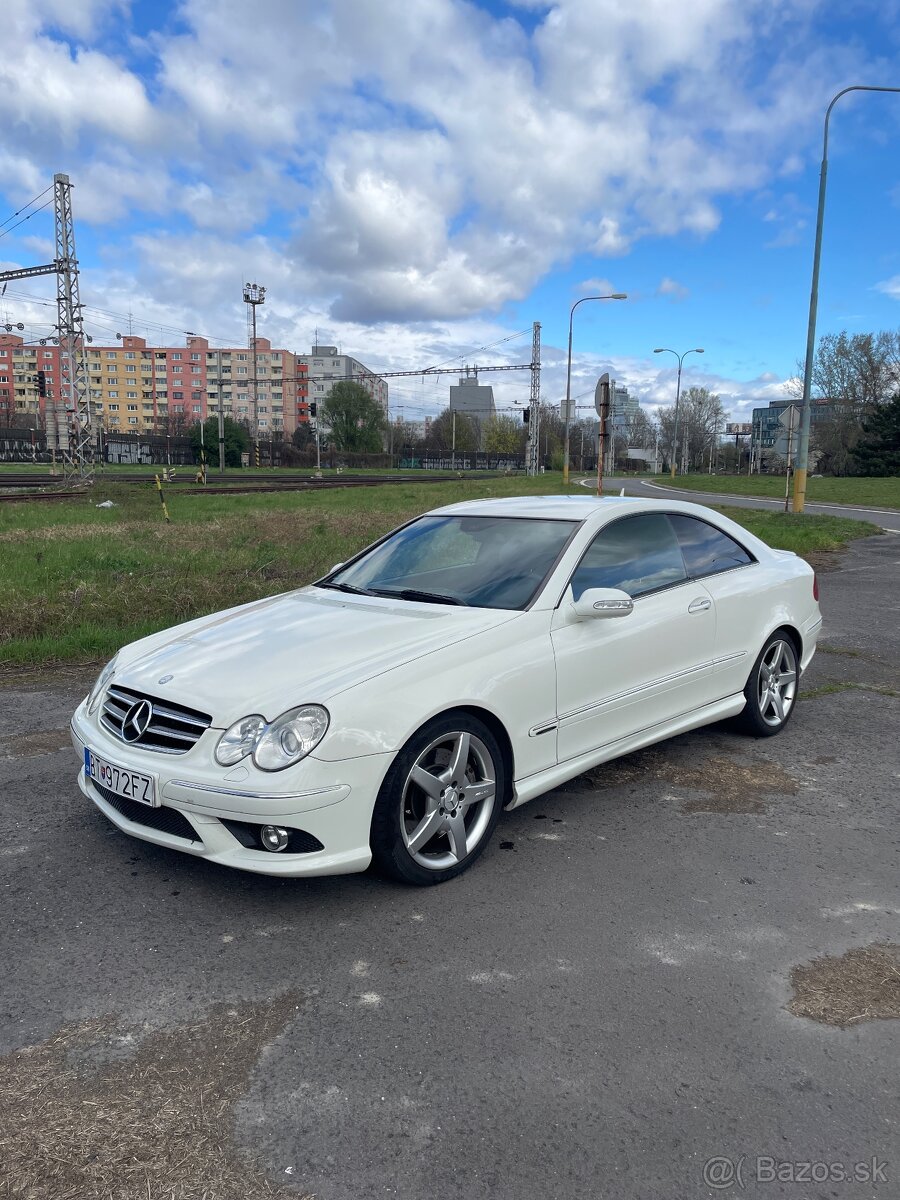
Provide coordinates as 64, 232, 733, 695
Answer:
154, 474, 171, 523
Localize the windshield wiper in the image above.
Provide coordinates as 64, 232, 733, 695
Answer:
371, 588, 467, 606
317, 581, 372, 596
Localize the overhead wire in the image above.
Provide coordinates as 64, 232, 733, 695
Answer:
420, 326, 531, 372
0, 198, 54, 243
0, 185, 53, 234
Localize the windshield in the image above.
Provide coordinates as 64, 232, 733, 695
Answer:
322, 515, 578, 610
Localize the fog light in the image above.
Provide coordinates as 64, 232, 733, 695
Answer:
260, 825, 290, 852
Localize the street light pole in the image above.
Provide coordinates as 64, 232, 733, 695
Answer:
793, 85, 900, 514
654, 347, 704, 477
563, 293, 627, 485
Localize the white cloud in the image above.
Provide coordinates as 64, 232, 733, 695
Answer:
577, 278, 619, 297
0, 38, 160, 148
875, 275, 900, 300
657, 277, 689, 301
0, 0, 887, 381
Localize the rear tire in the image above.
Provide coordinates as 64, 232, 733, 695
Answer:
370, 713, 506, 885
735, 633, 799, 737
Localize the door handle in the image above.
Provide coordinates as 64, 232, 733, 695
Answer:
688, 597, 711, 613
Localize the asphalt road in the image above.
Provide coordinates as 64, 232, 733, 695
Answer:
2, 535, 899, 1199
597, 475, 900, 531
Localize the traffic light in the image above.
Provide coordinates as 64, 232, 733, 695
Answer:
522, 407, 530, 424
309, 402, 317, 418
36, 371, 47, 397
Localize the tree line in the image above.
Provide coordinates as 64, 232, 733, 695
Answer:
790, 329, 900, 476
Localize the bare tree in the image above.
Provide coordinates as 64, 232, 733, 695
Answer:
680, 387, 726, 472
627, 407, 658, 451
791, 328, 900, 474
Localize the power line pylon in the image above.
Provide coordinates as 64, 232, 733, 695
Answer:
54, 174, 93, 481
527, 321, 541, 476
0, 173, 93, 481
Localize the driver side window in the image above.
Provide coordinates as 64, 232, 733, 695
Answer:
570, 513, 687, 600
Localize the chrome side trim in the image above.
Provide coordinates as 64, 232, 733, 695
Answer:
558, 661, 710, 725
528, 720, 558, 737
712, 651, 747, 667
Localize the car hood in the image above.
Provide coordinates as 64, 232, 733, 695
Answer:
113, 587, 518, 725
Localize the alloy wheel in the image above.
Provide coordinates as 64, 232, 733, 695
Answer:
757, 638, 797, 727
400, 730, 497, 870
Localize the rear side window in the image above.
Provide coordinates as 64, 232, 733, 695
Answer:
570, 513, 687, 600
668, 514, 754, 579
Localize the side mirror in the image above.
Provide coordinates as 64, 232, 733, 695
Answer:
571, 587, 634, 621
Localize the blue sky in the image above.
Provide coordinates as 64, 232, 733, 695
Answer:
1, 0, 899, 424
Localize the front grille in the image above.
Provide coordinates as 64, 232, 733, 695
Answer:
91, 780, 200, 842
101, 685, 212, 755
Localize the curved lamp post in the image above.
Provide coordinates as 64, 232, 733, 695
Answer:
563, 293, 627, 484
793, 84, 900, 513
654, 347, 704, 477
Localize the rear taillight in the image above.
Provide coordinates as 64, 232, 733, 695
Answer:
813, 573, 819, 602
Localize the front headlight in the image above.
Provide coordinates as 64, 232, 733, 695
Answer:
214, 706, 330, 771
87, 654, 119, 714
215, 715, 267, 766
253, 706, 330, 772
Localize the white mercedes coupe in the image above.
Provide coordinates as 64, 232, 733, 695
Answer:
70, 495, 821, 885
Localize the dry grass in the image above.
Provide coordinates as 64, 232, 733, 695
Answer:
575, 748, 799, 814
0, 728, 71, 758
788, 943, 900, 1028
2, 507, 386, 664
0, 995, 310, 1200
0, 478, 881, 666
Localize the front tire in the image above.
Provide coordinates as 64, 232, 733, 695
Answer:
736, 633, 799, 737
370, 713, 506, 885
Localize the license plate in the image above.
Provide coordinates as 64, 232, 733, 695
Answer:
84, 748, 157, 807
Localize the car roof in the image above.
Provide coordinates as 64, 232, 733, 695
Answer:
428, 493, 775, 558
430, 493, 708, 521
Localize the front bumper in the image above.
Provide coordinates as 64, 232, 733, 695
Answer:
70, 702, 390, 877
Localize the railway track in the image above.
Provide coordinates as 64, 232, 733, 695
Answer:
0, 472, 479, 504
0, 471, 429, 488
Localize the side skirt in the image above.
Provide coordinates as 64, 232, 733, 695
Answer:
507, 692, 747, 809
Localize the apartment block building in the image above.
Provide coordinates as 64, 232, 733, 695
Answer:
192, 336, 307, 436
0, 334, 62, 425
295, 345, 388, 416
1, 333, 393, 436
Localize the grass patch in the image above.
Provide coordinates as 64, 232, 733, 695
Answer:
799, 682, 899, 701
0, 478, 882, 666
0, 995, 307, 1200
575, 747, 798, 814
716, 506, 881, 555
788, 943, 900, 1027
658, 473, 900, 508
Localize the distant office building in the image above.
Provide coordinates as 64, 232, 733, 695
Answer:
611, 384, 639, 434
294, 345, 389, 418
751, 397, 834, 459
449, 375, 496, 449
449, 374, 496, 422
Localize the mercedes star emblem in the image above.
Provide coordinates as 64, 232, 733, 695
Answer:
121, 699, 153, 742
